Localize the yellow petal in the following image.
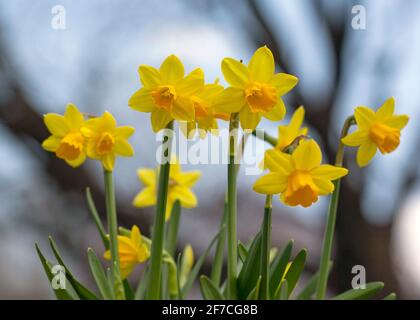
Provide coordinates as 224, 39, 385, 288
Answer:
130, 225, 141, 246
160, 55, 184, 84
239, 106, 262, 130
64, 103, 84, 128
253, 172, 287, 195
376, 97, 395, 121
263, 99, 286, 121
129, 88, 156, 112
248, 46, 274, 82
171, 96, 195, 122
138, 65, 161, 88
44, 113, 68, 136
137, 168, 156, 186
263, 149, 294, 174
269, 73, 299, 96
171, 186, 197, 208
311, 164, 348, 180
357, 140, 377, 167
213, 87, 246, 113
151, 109, 173, 133
133, 187, 156, 207
289, 106, 305, 131
384, 115, 409, 129
221, 58, 249, 88
354, 106, 375, 130
120, 262, 136, 279
115, 126, 135, 139
102, 153, 115, 171
41, 136, 61, 152
292, 139, 322, 170
341, 129, 368, 147
313, 178, 335, 195
66, 152, 86, 168
102, 111, 117, 130
176, 68, 204, 96
114, 139, 134, 157
177, 171, 201, 187
103, 250, 111, 260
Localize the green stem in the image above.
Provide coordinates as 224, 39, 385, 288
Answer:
227, 113, 239, 299
103, 169, 125, 299
147, 121, 174, 300
315, 116, 355, 300
252, 129, 278, 147
260, 195, 272, 300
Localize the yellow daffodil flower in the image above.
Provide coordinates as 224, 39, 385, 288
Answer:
213, 46, 298, 130
104, 225, 149, 279
133, 156, 201, 220
341, 97, 409, 167
81, 111, 135, 171
41, 103, 87, 168
254, 140, 348, 207
179, 244, 194, 287
129, 55, 205, 132
182, 83, 230, 138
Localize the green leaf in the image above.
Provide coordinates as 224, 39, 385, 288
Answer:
87, 248, 114, 300
269, 240, 293, 298
134, 265, 149, 300
238, 241, 248, 263
48, 236, 99, 300
210, 201, 227, 286
259, 201, 271, 300
246, 276, 262, 300
333, 282, 385, 300
165, 200, 181, 256
35, 244, 76, 300
123, 280, 135, 300
200, 275, 225, 300
384, 292, 397, 300
237, 232, 262, 299
86, 187, 109, 249
274, 279, 288, 300
297, 262, 332, 300
181, 227, 225, 297
283, 249, 307, 298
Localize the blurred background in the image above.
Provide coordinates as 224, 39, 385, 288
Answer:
0, 0, 419, 299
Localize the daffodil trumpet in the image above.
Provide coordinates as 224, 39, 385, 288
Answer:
315, 115, 355, 300
147, 121, 174, 300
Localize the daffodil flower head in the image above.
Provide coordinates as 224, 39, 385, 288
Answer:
42, 103, 87, 168
133, 156, 201, 220
81, 111, 135, 171
104, 225, 149, 279
129, 55, 205, 132
213, 46, 299, 130
341, 97, 409, 167
254, 140, 348, 207
181, 83, 230, 139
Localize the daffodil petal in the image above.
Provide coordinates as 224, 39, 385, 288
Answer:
384, 115, 409, 129
171, 186, 197, 208
151, 109, 173, 133
213, 87, 246, 113
177, 171, 201, 187
248, 46, 274, 82
263, 99, 286, 121
66, 152, 86, 168
102, 153, 115, 171
171, 96, 195, 122
270, 73, 299, 96
133, 187, 156, 207
114, 139, 134, 157
263, 149, 294, 174
311, 164, 348, 180
292, 139, 322, 170
64, 103, 84, 128
341, 129, 368, 147
102, 111, 117, 130
221, 58, 249, 88
137, 168, 156, 186
115, 126, 135, 139
357, 140, 377, 167
376, 97, 395, 121
129, 88, 156, 112
239, 106, 262, 130
354, 106, 375, 130
253, 172, 287, 195
160, 55, 184, 84
120, 263, 136, 279
313, 178, 335, 195
130, 225, 141, 246
44, 113, 68, 136
176, 68, 204, 96
138, 65, 161, 88
289, 106, 305, 131
41, 136, 61, 152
